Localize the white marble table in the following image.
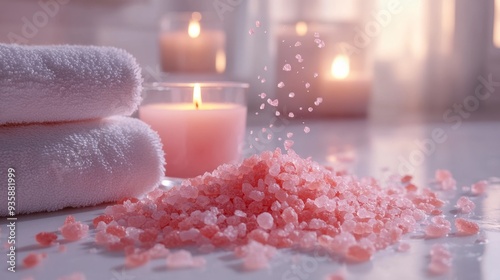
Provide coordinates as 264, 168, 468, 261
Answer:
1, 116, 499, 280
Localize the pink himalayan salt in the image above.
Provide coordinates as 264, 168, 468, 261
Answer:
471, 180, 488, 195
455, 218, 480, 235
95, 148, 448, 266
166, 250, 206, 269
456, 196, 475, 214
325, 269, 346, 280
397, 242, 411, 252
60, 216, 89, 241
435, 169, 456, 190
57, 272, 86, 280
425, 216, 451, 238
428, 244, 452, 275
267, 98, 279, 106
283, 64, 292, 71
23, 252, 47, 268
235, 241, 277, 270
35, 232, 57, 246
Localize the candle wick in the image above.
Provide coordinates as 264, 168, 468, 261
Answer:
195, 101, 199, 109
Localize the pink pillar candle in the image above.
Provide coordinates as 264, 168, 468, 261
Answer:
139, 83, 248, 178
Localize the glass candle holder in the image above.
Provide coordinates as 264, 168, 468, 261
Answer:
139, 82, 248, 178
159, 11, 226, 74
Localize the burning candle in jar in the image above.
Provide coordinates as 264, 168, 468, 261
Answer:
159, 12, 226, 73
139, 82, 248, 178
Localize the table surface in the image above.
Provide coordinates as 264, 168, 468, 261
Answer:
2, 115, 500, 280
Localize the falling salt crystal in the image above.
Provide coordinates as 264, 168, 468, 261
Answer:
299, 107, 303, 110
314, 97, 323, 106
255, 112, 259, 115
314, 32, 320, 37
284, 140, 294, 150
267, 134, 273, 140
257, 75, 261, 79
259, 93, 266, 99
318, 41, 325, 48
262, 128, 267, 133
275, 111, 281, 116
305, 83, 310, 88
269, 124, 274, 128
283, 64, 292, 71
308, 107, 313, 112
278, 137, 282, 141
294, 41, 302, 47
260, 104, 265, 110
264, 66, 268, 71
267, 99, 278, 107
288, 92, 295, 98
295, 54, 303, 63
313, 73, 319, 78
287, 132, 293, 138
249, 28, 255, 35
314, 38, 321, 44
277, 82, 285, 88
250, 130, 253, 135
255, 21, 261, 28
304, 126, 310, 133
288, 112, 295, 118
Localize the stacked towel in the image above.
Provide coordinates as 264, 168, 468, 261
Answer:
0, 44, 165, 216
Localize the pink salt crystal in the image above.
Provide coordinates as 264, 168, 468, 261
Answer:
308, 107, 313, 112
248, 28, 254, 35
284, 140, 294, 150
249, 190, 265, 201
314, 98, 323, 106
166, 250, 205, 269
288, 112, 295, 118
305, 83, 310, 88
345, 244, 373, 262
455, 218, 480, 235
57, 272, 86, 280
60, 217, 89, 241
125, 252, 150, 268
428, 244, 452, 275
261, 78, 266, 83
304, 126, 311, 133
260, 103, 265, 110
295, 54, 303, 62
288, 92, 295, 98
267, 98, 279, 106
257, 212, 274, 230
435, 169, 456, 190
36, 232, 58, 246
397, 242, 410, 252
275, 111, 281, 116
314, 32, 320, 37
283, 64, 292, 71
295, 41, 302, 46
313, 73, 319, 78
425, 216, 451, 238
255, 21, 261, 27
277, 82, 285, 88
259, 92, 266, 99
456, 196, 475, 214
23, 252, 46, 268
287, 132, 294, 138
471, 180, 487, 195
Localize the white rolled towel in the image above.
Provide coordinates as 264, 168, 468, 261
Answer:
0, 44, 142, 125
0, 117, 165, 216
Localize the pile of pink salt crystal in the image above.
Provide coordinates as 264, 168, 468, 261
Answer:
59, 216, 89, 241
93, 148, 446, 268
435, 169, 456, 190
428, 244, 452, 275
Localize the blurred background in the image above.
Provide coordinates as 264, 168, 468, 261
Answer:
1, 0, 499, 121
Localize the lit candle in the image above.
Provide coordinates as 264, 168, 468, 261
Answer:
316, 54, 371, 116
139, 83, 247, 178
159, 12, 226, 73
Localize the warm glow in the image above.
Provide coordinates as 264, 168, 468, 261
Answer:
495, 0, 500, 47
331, 55, 350, 79
295, 21, 308, 36
188, 20, 201, 38
215, 49, 226, 73
193, 83, 202, 109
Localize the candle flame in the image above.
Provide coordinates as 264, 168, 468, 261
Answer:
295, 21, 308, 36
188, 20, 201, 38
193, 83, 202, 109
215, 49, 226, 73
331, 55, 350, 80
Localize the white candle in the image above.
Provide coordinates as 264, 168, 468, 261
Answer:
159, 13, 226, 73
139, 84, 247, 178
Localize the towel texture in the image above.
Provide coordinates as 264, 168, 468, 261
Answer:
0, 117, 165, 216
0, 44, 142, 125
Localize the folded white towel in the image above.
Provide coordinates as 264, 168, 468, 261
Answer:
0, 44, 142, 125
0, 117, 165, 216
